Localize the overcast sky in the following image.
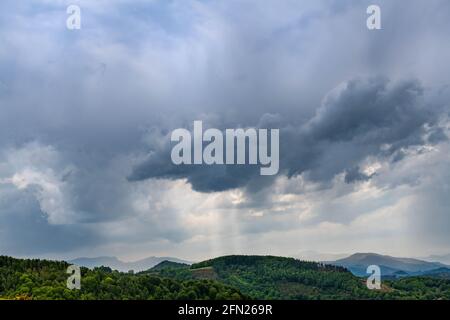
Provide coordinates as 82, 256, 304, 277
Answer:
0, 0, 450, 262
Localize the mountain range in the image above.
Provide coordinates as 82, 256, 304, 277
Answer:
67, 252, 450, 278
69, 256, 191, 272
329, 253, 450, 278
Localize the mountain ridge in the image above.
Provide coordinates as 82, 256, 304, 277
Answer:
329, 252, 450, 277
69, 256, 191, 272
3, 254, 450, 299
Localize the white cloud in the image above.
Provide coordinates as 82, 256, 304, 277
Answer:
0, 142, 76, 224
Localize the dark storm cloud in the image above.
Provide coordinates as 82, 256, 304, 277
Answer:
128, 126, 272, 192
129, 77, 448, 192
1, 0, 450, 257
0, 185, 100, 256
284, 78, 446, 181
344, 166, 374, 184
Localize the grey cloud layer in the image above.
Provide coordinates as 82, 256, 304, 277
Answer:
130, 77, 448, 192
0, 0, 450, 257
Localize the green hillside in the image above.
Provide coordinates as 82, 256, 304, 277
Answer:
2, 255, 450, 300
154, 255, 372, 299
150, 260, 190, 271
0, 256, 245, 300
152, 255, 450, 300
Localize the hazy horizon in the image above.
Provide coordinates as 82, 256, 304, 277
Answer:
1, 0, 450, 263
7, 249, 450, 266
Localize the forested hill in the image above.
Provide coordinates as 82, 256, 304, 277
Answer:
151, 255, 450, 300
2, 255, 450, 300
153, 255, 372, 299
0, 255, 245, 300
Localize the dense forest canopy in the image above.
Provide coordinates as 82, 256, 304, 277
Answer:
1, 255, 450, 300
0, 256, 245, 300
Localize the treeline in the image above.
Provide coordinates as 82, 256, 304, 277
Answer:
0, 256, 246, 300
189, 255, 374, 299
153, 255, 450, 300
2, 255, 450, 300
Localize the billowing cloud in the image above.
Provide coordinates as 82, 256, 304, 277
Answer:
0, 0, 450, 259
129, 77, 448, 193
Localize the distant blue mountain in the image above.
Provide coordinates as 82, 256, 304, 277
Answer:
69, 256, 191, 272
329, 253, 450, 278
